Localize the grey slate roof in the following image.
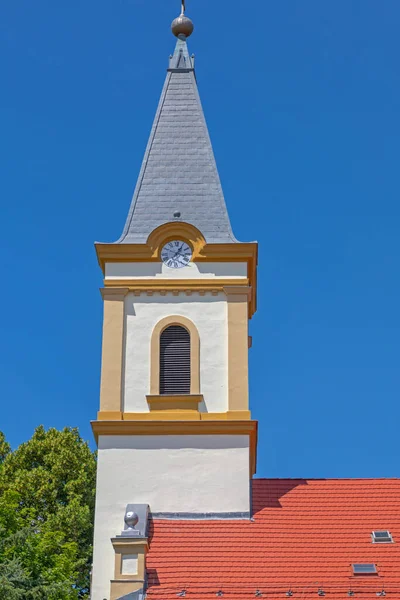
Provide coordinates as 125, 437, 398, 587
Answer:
115, 36, 238, 244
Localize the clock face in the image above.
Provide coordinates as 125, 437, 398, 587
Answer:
161, 240, 192, 269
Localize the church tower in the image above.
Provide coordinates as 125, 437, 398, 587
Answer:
91, 7, 258, 600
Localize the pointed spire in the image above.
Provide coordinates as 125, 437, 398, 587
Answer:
114, 7, 237, 244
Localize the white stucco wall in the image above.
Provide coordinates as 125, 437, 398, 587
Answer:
105, 261, 248, 279
123, 292, 228, 413
91, 434, 251, 600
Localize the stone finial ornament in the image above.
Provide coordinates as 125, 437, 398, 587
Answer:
118, 504, 149, 538
124, 510, 139, 530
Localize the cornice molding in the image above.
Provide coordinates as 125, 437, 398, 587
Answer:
95, 224, 258, 316
223, 285, 252, 300
101, 279, 255, 315
96, 241, 258, 266
103, 278, 248, 290
100, 287, 129, 299
97, 410, 252, 422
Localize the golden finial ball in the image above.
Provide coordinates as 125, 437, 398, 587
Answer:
171, 14, 194, 38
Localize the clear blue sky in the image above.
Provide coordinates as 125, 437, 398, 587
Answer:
1, 1, 399, 478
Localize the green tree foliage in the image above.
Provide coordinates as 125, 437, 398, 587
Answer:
0, 426, 96, 599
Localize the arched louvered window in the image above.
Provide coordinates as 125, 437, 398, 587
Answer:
160, 325, 191, 394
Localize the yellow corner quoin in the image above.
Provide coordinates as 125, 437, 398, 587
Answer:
91, 419, 258, 476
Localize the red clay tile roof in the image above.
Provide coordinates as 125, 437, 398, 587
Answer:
146, 478, 400, 599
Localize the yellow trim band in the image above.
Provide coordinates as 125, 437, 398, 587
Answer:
97, 410, 252, 421
103, 278, 249, 290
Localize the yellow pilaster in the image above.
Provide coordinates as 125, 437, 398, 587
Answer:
224, 286, 250, 412
98, 288, 128, 418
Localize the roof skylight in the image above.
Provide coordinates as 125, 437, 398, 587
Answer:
372, 530, 393, 543
352, 564, 377, 575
